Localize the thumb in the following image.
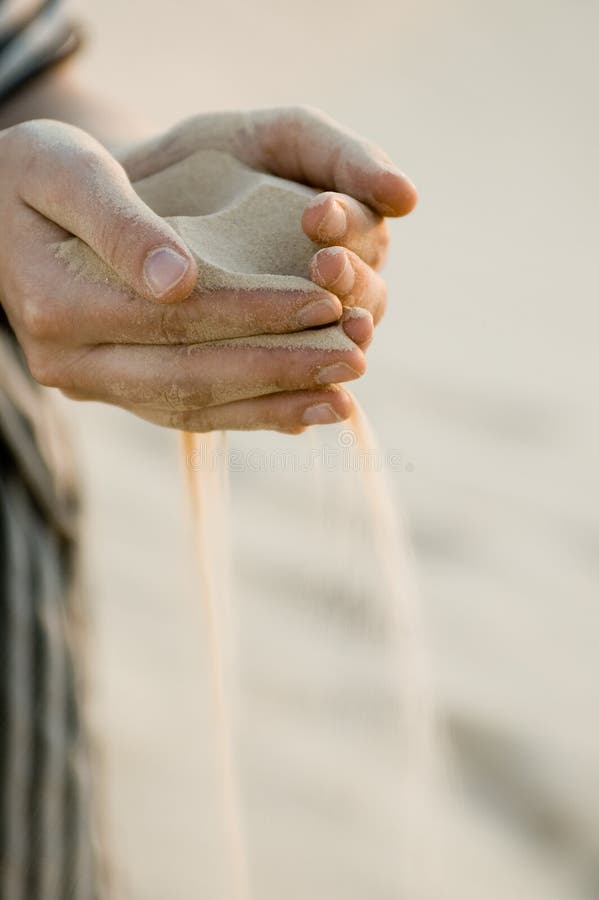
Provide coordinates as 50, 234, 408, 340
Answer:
17, 120, 197, 302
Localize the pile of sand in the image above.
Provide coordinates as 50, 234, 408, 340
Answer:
56, 149, 356, 353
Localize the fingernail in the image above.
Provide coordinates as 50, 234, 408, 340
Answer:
342, 306, 371, 321
317, 200, 347, 241
342, 307, 374, 349
144, 246, 190, 297
315, 248, 355, 294
302, 402, 343, 425
296, 297, 340, 327
316, 362, 361, 385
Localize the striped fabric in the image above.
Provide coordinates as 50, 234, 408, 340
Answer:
0, 457, 96, 900
0, 0, 80, 101
0, 5, 103, 897
0, 333, 105, 900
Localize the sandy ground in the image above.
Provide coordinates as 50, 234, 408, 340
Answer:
62, 1, 599, 897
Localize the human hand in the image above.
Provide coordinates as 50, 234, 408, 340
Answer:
0, 119, 370, 433
121, 106, 418, 326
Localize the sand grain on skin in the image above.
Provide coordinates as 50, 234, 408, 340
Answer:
55, 150, 356, 353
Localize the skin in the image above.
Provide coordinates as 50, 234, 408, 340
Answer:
0, 67, 417, 434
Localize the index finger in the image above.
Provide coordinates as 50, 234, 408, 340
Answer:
40, 231, 345, 346
122, 107, 418, 218
248, 106, 418, 218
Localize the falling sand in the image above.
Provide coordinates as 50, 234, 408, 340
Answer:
55, 149, 431, 900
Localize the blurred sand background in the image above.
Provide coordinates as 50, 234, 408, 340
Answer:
63, 0, 599, 897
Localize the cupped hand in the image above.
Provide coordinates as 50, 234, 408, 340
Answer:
0, 119, 372, 434
121, 106, 418, 325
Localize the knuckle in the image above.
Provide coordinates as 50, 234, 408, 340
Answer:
167, 409, 211, 432
20, 293, 57, 341
371, 246, 387, 270
9, 119, 70, 144
4, 119, 53, 155
72, 139, 106, 173
159, 383, 189, 412
268, 106, 327, 147
372, 228, 390, 269
24, 344, 60, 387
260, 349, 307, 392
160, 357, 211, 410
1, 122, 27, 160
157, 303, 186, 343
374, 290, 388, 324
378, 221, 390, 250
9, 120, 100, 191
288, 103, 322, 125
165, 409, 190, 430
175, 345, 214, 405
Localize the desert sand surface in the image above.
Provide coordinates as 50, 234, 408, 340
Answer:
63, 1, 599, 897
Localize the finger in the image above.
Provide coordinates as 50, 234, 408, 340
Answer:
302, 191, 389, 268
104, 386, 355, 434
11, 120, 198, 303
249, 107, 418, 217
341, 308, 374, 351
7, 207, 343, 347
50, 325, 367, 408
120, 111, 245, 181
52, 243, 343, 345
121, 107, 418, 217
310, 247, 388, 324
74, 282, 342, 345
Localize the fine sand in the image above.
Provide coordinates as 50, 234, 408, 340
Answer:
56, 149, 355, 352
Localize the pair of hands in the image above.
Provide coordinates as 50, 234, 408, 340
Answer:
0, 107, 417, 433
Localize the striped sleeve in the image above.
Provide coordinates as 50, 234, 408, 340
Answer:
0, 0, 81, 102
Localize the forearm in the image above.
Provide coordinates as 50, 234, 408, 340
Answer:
0, 60, 152, 154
